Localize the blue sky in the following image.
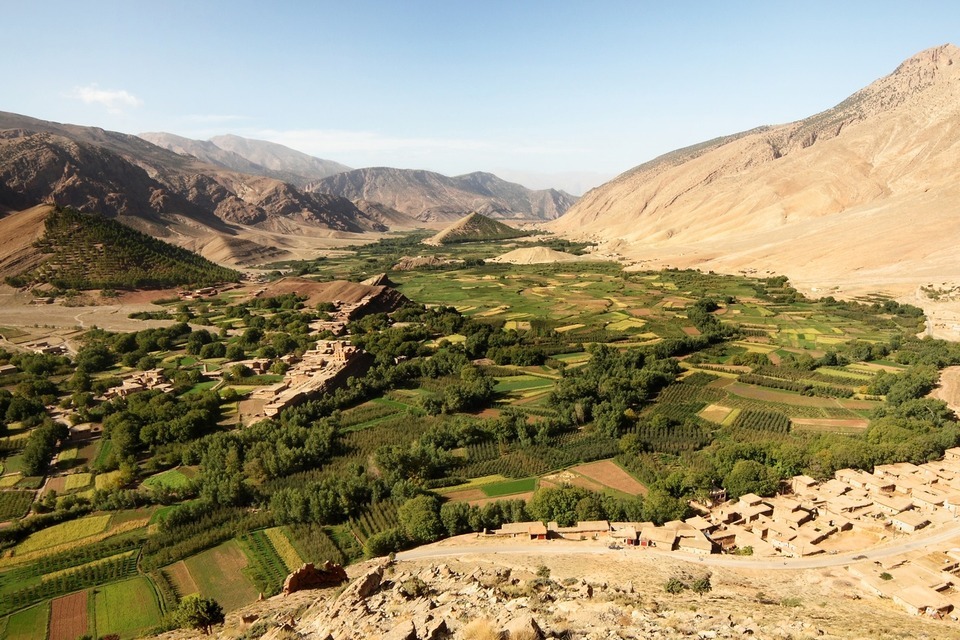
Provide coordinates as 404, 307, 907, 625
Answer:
2, 1, 957, 193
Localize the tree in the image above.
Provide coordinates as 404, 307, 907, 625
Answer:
174, 595, 224, 635
691, 574, 712, 597
440, 501, 473, 537
398, 494, 443, 544
664, 578, 686, 594
723, 460, 779, 500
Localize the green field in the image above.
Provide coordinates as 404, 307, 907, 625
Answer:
94, 471, 123, 491
0, 475, 22, 489
480, 477, 537, 497
183, 541, 260, 612
15, 515, 112, 555
92, 441, 113, 469
264, 527, 303, 572
184, 380, 219, 395
91, 577, 163, 639
141, 469, 192, 491
494, 375, 555, 393
1, 454, 27, 477
3, 602, 49, 640
64, 474, 92, 492
0, 491, 34, 521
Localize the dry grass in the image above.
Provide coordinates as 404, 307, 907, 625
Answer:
462, 618, 500, 640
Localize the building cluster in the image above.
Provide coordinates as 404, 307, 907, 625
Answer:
253, 341, 368, 417
27, 340, 67, 355
178, 284, 239, 300
99, 368, 173, 400
850, 549, 960, 620
491, 448, 960, 620
491, 518, 714, 555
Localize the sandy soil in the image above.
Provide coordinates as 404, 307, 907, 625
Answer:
48, 591, 88, 640
933, 366, 960, 415
397, 534, 960, 639
569, 460, 648, 496
165, 560, 200, 597
488, 247, 589, 264
791, 418, 870, 431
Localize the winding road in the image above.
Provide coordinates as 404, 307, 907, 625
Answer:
397, 520, 960, 572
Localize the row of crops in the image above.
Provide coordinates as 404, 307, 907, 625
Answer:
0, 552, 138, 616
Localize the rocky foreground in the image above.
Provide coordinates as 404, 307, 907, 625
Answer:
158, 549, 960, 640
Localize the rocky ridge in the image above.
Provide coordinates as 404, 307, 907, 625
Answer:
175, 551, 960, 640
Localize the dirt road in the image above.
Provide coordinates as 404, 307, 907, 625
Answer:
397, 520, 960, 571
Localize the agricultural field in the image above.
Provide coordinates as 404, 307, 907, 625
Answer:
239, 529, 289, 595
14, 515, 111, 556
162, 561, 199, 600
0, 492, 34, 521
1, 233, 956, 630
48, 591, 86, 640
569, 460, 647, 496
90, 577, 163, 639
479, 477, 537, 497
182, 541, 260, 612
63, 474, 92, 492
263, 527, 303, 572
3, 603, 49, 640
141, 468, 193, 491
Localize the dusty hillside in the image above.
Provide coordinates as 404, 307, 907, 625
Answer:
309, 168, 576, 222
162, 546, 960, 640
0, 204, 51, 279
488, 246, 585, 264
551, 44, 960, 307
353, 199, 422, 230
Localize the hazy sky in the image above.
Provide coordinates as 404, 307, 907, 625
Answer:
3, 1, 958, 193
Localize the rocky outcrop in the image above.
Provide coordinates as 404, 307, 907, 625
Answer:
283, 562, 348, 595
255, 560, 805, 640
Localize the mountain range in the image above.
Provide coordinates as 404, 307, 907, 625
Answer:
138, 132, 351, 188
2, 44, 960, 303
552, 43, 960, 298
0, 114, 573, 265
307, 167, 576, 222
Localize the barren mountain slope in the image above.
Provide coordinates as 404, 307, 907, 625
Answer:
552, 44, 960, 297
139, 131, 284, 178
210, 134, 351, 186
0, 113, 393, 265
309, 167, 576, 222
0, 204, 51, 279
140, 131, 353, 187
